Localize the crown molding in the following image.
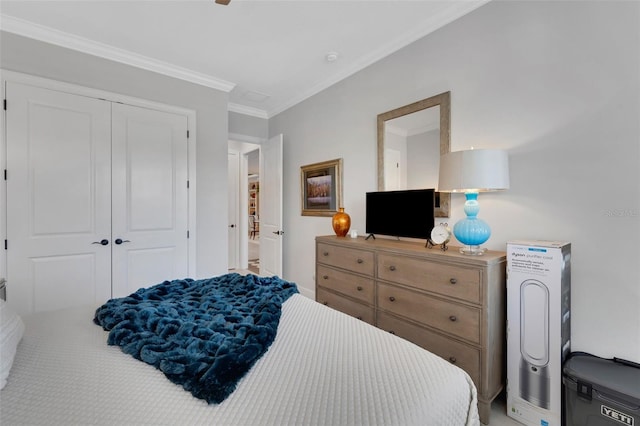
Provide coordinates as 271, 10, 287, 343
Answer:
228, 103, 269, 119
0, 14, 235, 92
408, 124, 438, 137
385, 124, 407, 137
267, 0, 490, 117
385, 123, 439, 138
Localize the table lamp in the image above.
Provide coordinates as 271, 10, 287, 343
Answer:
438, 149, 509, 255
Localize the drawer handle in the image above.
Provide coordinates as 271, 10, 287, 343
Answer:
389, 265, 396, 271
323, 251, 329, 256
323, 275, 329, 280
357, 258, 364, 264
449, 278, 457, 285
389, 296, 396, 302
356, 286, 363, 291
449, 315, 457, 322
449, 356, 457, 364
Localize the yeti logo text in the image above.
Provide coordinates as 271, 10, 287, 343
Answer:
602, 405, 634, 426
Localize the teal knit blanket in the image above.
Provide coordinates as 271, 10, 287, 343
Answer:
93, 273, 298, 403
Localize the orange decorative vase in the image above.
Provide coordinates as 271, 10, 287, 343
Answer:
332, 207, 351, 237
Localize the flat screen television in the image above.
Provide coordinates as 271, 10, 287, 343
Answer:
365, 189, 435, 240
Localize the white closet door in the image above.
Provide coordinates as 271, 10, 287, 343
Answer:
111, 103, 189, 297
6, 82, 112, 315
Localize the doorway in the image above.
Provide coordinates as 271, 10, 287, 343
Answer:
227, 139, 260, 274
247, 149, 260, 274
228, 134, 283, 277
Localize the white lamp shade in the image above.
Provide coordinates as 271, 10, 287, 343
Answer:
438, 149, 510, 192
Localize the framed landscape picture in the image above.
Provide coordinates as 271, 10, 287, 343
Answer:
300, 158, 343, 216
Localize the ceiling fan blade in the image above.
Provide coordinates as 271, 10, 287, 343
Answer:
215, 0, 230, 5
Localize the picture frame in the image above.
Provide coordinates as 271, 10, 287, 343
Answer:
300, 158, 343, 216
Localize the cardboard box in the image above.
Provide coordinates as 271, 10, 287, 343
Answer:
507, 240, 571, 426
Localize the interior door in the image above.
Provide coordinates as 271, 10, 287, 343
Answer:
111, 103, 189, 297
227, 150, 240, 269
259, 134, 283, 277
384, 148, 403, 190
5, 82, 112, 315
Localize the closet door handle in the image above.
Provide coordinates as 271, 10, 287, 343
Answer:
92, 239, 109, 246
115, 238, 131, 245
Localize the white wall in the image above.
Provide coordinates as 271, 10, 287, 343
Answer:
229, 111, 268, 141
407, 129, 439, 189
0, 32, 231, 280
270, 1, 640, 361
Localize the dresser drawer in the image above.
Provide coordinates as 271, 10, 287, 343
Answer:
377, 283, 481, 344
317, 243, 374, 276
316, 287, 375, 325
377, 253, 481, 304
317, 265, 374, 304
377, 312, 481, 386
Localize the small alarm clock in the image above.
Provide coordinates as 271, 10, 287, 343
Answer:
428, 223, 451, 251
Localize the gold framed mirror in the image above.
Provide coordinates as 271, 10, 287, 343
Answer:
377, 91, 450, 217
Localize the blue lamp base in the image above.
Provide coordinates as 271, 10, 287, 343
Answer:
453, 192, 491, 256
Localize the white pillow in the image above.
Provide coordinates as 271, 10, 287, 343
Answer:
0, 299, 25, 389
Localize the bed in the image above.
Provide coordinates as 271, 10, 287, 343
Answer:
1, 273, 480, 425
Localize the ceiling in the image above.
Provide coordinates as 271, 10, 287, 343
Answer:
0, 0, 488, 118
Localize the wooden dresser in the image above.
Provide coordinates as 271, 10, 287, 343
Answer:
315, 235, 506, 425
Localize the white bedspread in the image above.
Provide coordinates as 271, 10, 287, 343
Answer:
1, 293, 480, 425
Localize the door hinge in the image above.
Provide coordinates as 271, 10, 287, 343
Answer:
4, 240, 7, 250
187, 130, 189, 139
3, 99, 6, 110
187, 230, 190, 239
187, 180, 190, 189
3, 170, 6, 180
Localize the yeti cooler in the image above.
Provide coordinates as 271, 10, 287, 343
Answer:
563, 353, 640, 426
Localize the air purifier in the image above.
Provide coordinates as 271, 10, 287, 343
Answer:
507, 241, 571, 426
519, 279, 550, 409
